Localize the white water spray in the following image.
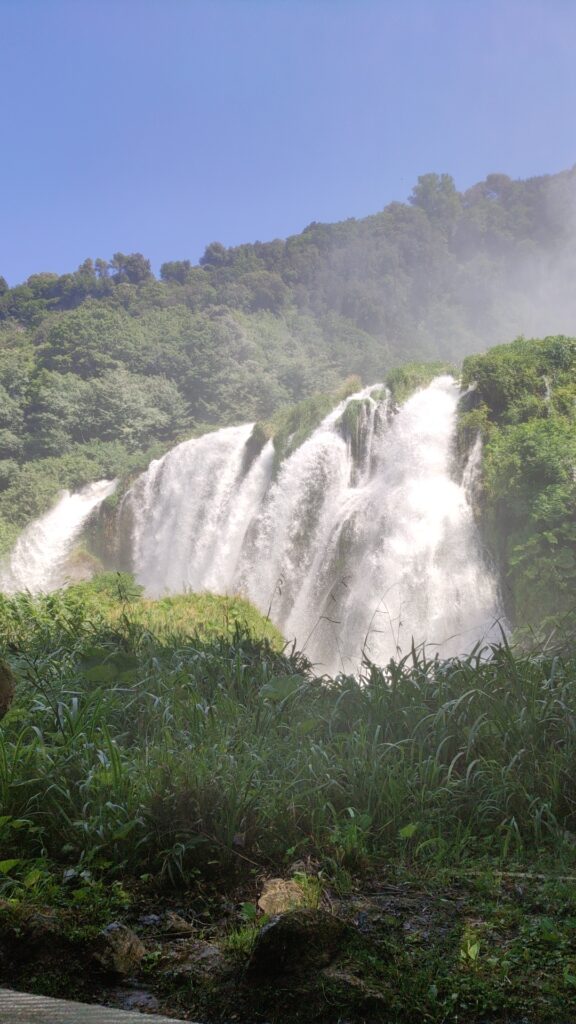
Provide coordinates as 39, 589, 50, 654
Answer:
125, 377, 501, 671
0, 480, 117, 594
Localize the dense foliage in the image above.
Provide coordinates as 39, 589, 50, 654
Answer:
1, 166, 575, 547
461, 335, 576, 630
1, 585, 575, 891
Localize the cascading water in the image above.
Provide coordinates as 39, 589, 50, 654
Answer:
124, 377, 501, 672
293, 381, 500, 671
129, 424, 275, 596
0, 479, 117, 595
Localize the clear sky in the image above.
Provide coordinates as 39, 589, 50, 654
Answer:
1, 0, 575, 285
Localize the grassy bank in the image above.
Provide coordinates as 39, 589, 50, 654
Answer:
0, 586, 575, 1021
61, 572, 285, 647
1, 586, 575, 883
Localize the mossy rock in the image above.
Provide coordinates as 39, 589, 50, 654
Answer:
338, 398, 371, 440
242, 421, 272, 473
63, 546, 103, 584
271, 376, 363, 475
369, 386, 387, 402
247, 909, 350, 978
455, 402, 491, 463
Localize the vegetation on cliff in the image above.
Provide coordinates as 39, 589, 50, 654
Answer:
386, 360, 456, 405
461, 334, 576, 632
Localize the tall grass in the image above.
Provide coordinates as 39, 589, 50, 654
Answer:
0, 588, 575, 890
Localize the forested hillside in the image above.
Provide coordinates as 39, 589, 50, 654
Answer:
1, 165, 575, 551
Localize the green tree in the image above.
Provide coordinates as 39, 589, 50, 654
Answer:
84, 369, 188, 448
160, 260, 192, 284
409, 173, 461, 233
24, 370, 89, 457
36, 303, 146, 377
200, 242, 229, 268
110, 252, 153, 285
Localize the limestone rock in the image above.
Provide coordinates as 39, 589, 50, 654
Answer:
163, 911, 195, 935
257, 877, 308, 915
92, 922, 146, 976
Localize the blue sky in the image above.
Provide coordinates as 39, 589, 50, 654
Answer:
1, 0, 575, 284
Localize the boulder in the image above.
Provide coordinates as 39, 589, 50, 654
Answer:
248, 909, 348, 977
92, 922, 146, 976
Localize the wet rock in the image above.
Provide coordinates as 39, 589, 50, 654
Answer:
138, 913, 163, 928
160, 938, 225, 981
92, 922, 146, 976
248, 909, 348, 977
187, 939, 223, 971
257, 878, 308, 915
110, 986, 160, 1012
136, 909, 194, 935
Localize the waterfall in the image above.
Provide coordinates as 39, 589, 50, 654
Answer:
0, 480, 117, 595
128, 424, 275, 596
125, 377, 501, 672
